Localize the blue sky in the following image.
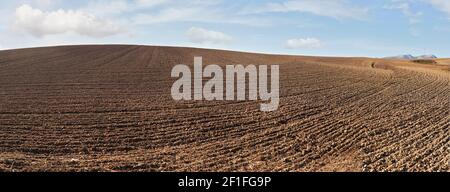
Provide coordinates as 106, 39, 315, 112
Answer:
0, 0, 449, 57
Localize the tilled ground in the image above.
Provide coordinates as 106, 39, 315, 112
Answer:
0, 45, 448, 172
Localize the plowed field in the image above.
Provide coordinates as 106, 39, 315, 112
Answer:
0, 45, 448, 172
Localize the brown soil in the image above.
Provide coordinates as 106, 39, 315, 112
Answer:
0, 45, 448, 172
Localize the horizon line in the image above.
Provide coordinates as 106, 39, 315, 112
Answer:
1, 43, 447, 59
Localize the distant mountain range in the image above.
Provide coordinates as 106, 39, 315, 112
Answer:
384, 54, 437, 60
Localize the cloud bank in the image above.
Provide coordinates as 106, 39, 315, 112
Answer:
13, 4, 124, 38
186, 27, 232, 44
427, 0, 450, 17
246, 0, 368, 20
285, 38, 322, 49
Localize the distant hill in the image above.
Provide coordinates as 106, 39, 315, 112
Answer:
385, 54, 415, 60
384, 54, 437, 60
416, 55, 437, 59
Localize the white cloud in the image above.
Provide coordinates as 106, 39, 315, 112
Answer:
245, 0, 368, 20
83, 0, 168, 16
426, 0, 450, 17
83, 0, 130, 16
134, 7, 202, 24
186, 27, 232, 44
13, 4, 124, 38
131, 1, 272, 26
136, 0, 169, 7
384, 2, 423, 24
285, 38, 322, 49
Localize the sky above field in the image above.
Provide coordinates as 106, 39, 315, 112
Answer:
0, 0, 449, 57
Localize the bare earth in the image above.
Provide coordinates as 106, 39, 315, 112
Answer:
0, 45, 448, 172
